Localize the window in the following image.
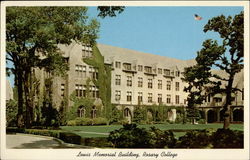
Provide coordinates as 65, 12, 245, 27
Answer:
78, 106, 85, 118
214, 97, 222, 102
184, 99, 187, 105
82, 45, 92, 58
115, 75, 121, 85
207, 94, 211, 102
75, 64, 86, 77
91, 106, 97, 118
89, 66, 98, 80
145, 66, 152, 73
127, 76, 132, 87
175, 95, 180, 104
158, 68, 162, 74
166, 81, 171, 90
164, 69, 170, 76
124, 63, 132, 70
148, 93, 153, 103
138, 77, 143, 87
176, 71, 180, 77
61, 84, 65, 97
158, 80, 162, 89
115, 90, 121, 101
158, 94, 162, 103
127, 91, 132, 102
124, 108, 130, 117
89, 86, 99, 98
138, 92, 143, 103
138, 65, 143, 71
115, 61, 121, 68
175, 82, 180, 91
75, 84, 86, 97
167, 94, 171, 104
148, 79, 153, 88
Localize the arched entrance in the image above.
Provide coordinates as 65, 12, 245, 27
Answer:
167, 109, 176, 122
78, 106, 85, 118
207, 110, 217, 123
233, 109, 243, 122
124, 108, 132, 124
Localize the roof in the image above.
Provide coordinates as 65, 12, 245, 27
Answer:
97, 43, 196, 71
210, 69, 244, 89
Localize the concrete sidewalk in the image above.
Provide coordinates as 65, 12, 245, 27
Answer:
6, 134, 89, 149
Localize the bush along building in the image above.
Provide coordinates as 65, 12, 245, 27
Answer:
33, 42, 244, 125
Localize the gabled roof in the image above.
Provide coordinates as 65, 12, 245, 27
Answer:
97, 43, 196, 71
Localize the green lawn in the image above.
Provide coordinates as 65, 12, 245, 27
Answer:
60, 123, 243, 138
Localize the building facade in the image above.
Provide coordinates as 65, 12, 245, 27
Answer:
35, 42, 244, 123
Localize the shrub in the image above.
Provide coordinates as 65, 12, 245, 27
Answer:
79, 118, 93, 125
211, 129, 243, 148
23, 129, 62, 138
6, 99, 18, 127
197, 119, 206, 124
82, 137, 112, 147
133, 106, 146, 123
109, 107, 122, 124
108, 124, 177, 148
67, 120, 76, 126
175, 129, 213, 148
108, 124, 151, 148
92, 117, 108, 125
59, 132, 82, 145
119, 119, 129, 125
148, 127, 176, 148
67, 118, 93, 126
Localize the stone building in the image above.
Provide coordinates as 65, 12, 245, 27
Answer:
34, 42, 244, 123
198, 70, 244, 123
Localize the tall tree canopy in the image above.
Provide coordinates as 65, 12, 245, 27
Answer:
6, 7, 100, 128
183, 11, 243, 129
97, 6, 125, 18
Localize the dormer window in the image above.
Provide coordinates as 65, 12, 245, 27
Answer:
145, 66, 152, 73
123, 63, 132, 70
164, 69, 170, 76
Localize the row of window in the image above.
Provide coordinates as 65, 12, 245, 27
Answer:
115, 61, 180, 76
75, 84, 99, 98
115, 90, 182, 104
75, 65, 98, 79
115, 75, 180, 91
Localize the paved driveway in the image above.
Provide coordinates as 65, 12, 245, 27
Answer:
6, 134, 87, 149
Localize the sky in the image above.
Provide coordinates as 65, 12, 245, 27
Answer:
6, 6, 243, 87
88, 6, 243, 60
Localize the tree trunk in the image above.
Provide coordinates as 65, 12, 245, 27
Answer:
16, 69, 24, 128
24, 69, 34, 128
223, 74, 234, 129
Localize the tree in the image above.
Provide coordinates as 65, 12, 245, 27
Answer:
6, 7, 100, 128
97, 6, 125, 18
183, 11, 243, 129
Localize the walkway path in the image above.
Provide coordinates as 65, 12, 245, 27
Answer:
6, 134, 88, 149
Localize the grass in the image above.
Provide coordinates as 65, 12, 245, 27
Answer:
60, 123, 243, 138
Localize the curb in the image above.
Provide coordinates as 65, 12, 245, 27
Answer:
12, 133, 92, 148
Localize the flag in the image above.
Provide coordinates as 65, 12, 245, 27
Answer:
194, 14, 202, 20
